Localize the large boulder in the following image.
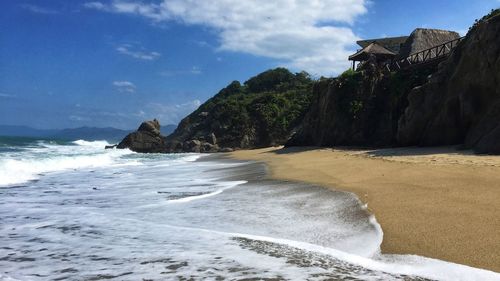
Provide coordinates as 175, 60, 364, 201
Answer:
200, 142, 219, 153
117, 119, 167, 153
397, 28, 460, 59
183, 140, 202, 153
398, 11, 500, 153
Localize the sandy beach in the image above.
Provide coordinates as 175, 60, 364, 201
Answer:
230, 146, 500, 272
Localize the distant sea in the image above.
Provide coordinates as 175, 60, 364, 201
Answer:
0, 136, 498, 280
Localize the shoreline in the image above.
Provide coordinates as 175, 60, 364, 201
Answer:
229, 146, 500, 273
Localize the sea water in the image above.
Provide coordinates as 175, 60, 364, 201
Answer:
0, 136, 498, 281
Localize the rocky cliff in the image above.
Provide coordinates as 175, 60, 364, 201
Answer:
289, 9, 500, 153
287, 59, 436, 147
398, 10, 500, 153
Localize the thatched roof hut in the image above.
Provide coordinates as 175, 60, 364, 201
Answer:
356, 36, 408, 53
397, 28, 460, 58
348, 42, 396, 62
347, 28, 460, 70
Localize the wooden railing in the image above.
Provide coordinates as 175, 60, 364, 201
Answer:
386, 37, 464, 71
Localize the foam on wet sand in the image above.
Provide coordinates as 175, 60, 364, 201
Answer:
230, 146, 500, 273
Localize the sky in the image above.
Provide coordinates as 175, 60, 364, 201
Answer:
1, 0, 498, 129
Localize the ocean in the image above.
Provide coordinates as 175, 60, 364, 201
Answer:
0, 136, 498, 281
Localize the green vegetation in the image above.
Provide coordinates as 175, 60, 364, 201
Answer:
171, 63, 441, 149
349, 100, 364, 118
179, 68, 314, 147
339, 68, 357, 79
470, 8, 500, 31
334, 68, 365, 120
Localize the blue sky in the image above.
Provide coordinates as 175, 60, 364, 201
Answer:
1, 0, 498, 129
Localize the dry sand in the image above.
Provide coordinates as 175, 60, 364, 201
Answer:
230, 146, 500, 272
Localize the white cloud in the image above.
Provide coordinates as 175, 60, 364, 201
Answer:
84, 0, 368, 75
20, 4, 59, 14
160, 66, 202, 76
113, 80, 136, 93
0, 93, 15, 98
134, 110, 146, 117
63, 100, 201, 128
145, 100, 201, 124
116, 44, 161, 61
83, 2, 107, 10
190, 66, 202, 74
193, 40, 211, 48
84, 1, 168, 21
69, 115, 91, 122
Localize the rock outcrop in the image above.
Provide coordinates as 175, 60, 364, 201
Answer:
397, 28, 460, 59
117, 119, 167, 153
398, 10, 500, 153
287, 59, 436, 147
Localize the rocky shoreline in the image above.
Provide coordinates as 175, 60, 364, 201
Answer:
117, 119, 233, 153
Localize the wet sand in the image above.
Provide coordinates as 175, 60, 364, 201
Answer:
229, 146, 500, 272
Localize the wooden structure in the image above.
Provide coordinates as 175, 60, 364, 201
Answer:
348, 28, 463, 72
348, 36, 407, 70
356, 36, 408, 53
348, 42, 396, 70
385, 37, 463, 71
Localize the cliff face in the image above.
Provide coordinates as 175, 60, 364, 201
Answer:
289, 10, 500, 153
398, 11, 500, 153
287, 61, 436, 147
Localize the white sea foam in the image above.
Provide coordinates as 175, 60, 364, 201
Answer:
1, 139, 499, 280
233, 233, 499, 281
72, 139, 111, 148
158, 223, 500, 281
0, 274, 22, 281
0, 139, 134, 187
180, 154, 204, 162
167, 180, 247, 203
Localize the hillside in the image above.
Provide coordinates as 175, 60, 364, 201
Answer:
163, 68, 313, 152
118, 68, 314, 153
0, 125, 59, 138
55, 127, 131, 142
0, 125, 130, 142
161, 124, 177, 136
